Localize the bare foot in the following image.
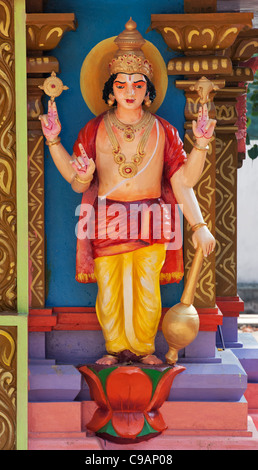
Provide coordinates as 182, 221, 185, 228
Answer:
95, 355, 118, 366
140, 354, 163, 365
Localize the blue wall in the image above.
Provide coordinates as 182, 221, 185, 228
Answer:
44, 0, 185, 307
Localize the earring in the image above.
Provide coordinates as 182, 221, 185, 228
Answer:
108, 94, 115, 106
144, 96, 151, 107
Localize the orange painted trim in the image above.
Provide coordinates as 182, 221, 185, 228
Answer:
216, 296, 245, 317
29, 305, 223, 332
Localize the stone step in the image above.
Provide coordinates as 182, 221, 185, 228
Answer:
101, 418, 258, 451
28, 401, 258, 450
76, 349, 248, 402
28, 420, 258, 451
28, 363, 81, 402
29, 399, 249, 434
232, 332, 258, 382
28, 435, 102, 450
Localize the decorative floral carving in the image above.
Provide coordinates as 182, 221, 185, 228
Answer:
215, 136, 238, 296
0, 326, 16, 450
28, 132, 45, 307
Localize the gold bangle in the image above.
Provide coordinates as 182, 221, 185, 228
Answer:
193, 142, 209, 151
192, 222, 207, 232
74, 174, 93, 185
46, 136, 61, 147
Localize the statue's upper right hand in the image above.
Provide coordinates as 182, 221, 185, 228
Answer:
39, 100, 61, 141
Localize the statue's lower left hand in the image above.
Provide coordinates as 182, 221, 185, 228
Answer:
192, 225, 215, 257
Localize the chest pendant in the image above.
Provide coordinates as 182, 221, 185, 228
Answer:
104, 111, 155, 178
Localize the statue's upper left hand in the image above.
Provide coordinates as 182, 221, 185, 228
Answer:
39, 100, 62, 141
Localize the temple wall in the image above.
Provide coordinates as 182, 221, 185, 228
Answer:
237, 145, 258, 313
237, 146, 258, 284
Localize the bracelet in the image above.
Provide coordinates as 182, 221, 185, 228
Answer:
192, 222, 207, 232
74, 174, 93, 185
193, 142, 209, 151
46, 136, 61, 147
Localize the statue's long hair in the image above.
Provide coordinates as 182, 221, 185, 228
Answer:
102, 73, 156, 106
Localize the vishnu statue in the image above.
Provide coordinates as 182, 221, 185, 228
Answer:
39, 19, 216, 366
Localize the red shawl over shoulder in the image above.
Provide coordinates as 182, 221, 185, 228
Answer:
73, 112, 187, 285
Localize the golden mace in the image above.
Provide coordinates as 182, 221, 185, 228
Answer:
162, 76, 221, 365
162, 246, 203, 364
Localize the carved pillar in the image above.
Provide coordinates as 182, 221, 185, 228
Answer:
26, 12, 76, 307
214, 39, 258, 345
150, 14, 253, 305
150, 11, 256, 357
214, 85, 246, 298
27, 81, 46, 307
175, 82, 220, 308
0, 0, 17, 312
0, 0, 17, 450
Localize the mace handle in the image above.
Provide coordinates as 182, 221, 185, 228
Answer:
180, 246, 204, 306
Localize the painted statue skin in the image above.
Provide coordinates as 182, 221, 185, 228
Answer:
39, 72, 216, 365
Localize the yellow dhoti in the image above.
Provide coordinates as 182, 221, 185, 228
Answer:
94, 243, 166, 356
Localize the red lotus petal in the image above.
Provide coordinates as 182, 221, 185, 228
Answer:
78, 366, 109, 408
87, 407, 112, 433
146, 366, 186, 412
112, 411, 145, 439
144, 410, 167, 432
106, 367, 152, 411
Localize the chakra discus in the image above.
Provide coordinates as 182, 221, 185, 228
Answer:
38, 71, 69, 101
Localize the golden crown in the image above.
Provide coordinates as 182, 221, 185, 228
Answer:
109, 54, 153, 79
109, 18, 153, 80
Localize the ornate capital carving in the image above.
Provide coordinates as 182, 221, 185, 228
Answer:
168, 56, 232, 76
27, 55, 59, 74
26, 13, 76, 51
221, 29, 258, 62
151, 13, 253, 54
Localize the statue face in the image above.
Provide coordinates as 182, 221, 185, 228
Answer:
113, 73, 147, 110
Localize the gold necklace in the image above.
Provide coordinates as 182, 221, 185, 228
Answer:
108, 108, 152, 142
104, 112, 155, 178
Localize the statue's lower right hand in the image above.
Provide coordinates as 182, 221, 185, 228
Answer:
39, 100, 61, 141
70, 149, 96, 183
